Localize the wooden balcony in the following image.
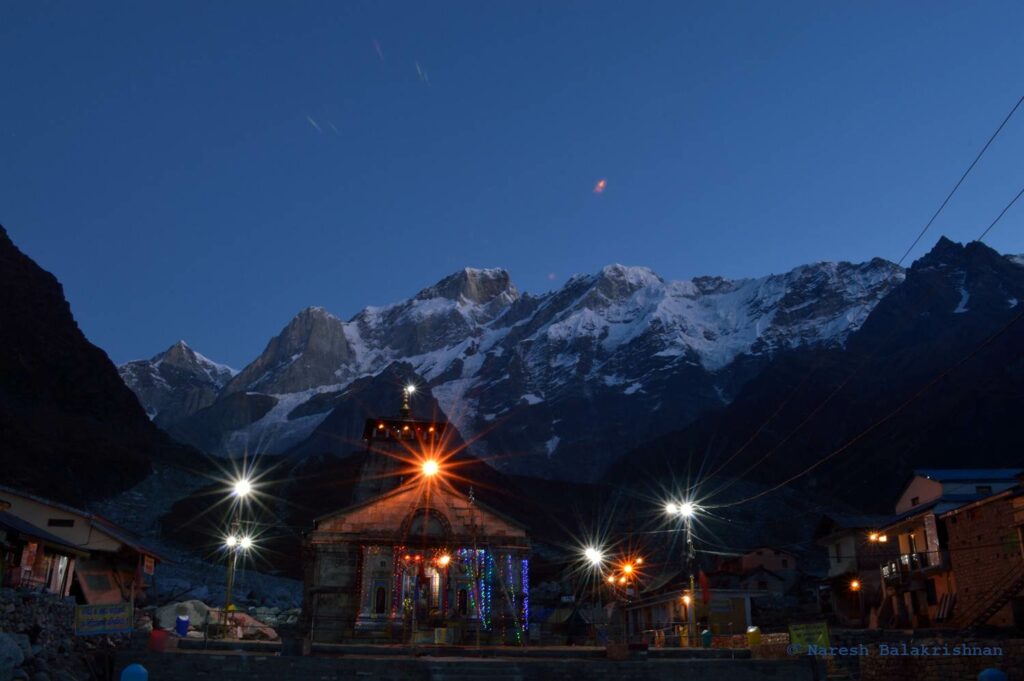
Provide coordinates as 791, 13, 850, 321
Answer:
880, 550, 949, 585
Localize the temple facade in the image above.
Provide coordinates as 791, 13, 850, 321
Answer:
303, 395, 531, 644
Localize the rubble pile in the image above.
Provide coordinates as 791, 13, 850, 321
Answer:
0, 589, 99, 681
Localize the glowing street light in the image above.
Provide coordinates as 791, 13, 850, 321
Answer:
584, 547, 603, 567
233, 478, 252, 498
664, 497, 700, 646
622, 562, 634, 575
437, 554, 451, 567
225, 535, 238, 548
239, 536, 253, 550
850, 579, 861, 592
422, 459, 440, 477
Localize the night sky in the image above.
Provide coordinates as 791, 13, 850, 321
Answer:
2, 1, 1023, 368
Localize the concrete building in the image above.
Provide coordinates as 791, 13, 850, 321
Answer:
941, 485, 1024, 627
0, 484, 163, 604
623, 569, 758, 643
814, 512, 895, 626
875, 469, 1021, 628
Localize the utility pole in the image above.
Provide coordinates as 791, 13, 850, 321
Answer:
686, 514, 696, 647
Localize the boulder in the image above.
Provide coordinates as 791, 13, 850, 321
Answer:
9, 636, 30, 662
0, 633, 26, 681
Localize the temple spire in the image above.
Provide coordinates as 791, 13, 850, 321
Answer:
400, 383, 416, 418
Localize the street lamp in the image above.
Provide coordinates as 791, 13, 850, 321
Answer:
233, 478, 252, 498
422, 459, 440, 477
584, 547, 603, 567
666, 500, 699, 646
223, 476, 253, 631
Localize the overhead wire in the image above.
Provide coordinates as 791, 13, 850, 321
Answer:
698, 93, 1024, 500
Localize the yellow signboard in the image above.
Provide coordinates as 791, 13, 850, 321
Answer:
74, 603, 133, 636
788, 622, 830, 654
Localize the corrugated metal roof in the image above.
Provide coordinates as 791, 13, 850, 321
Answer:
916, 469, 1022, 482
0, 484, 166, 561
0, 511, 89, 556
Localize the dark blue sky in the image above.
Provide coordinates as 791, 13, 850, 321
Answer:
3, 2, 1023, 368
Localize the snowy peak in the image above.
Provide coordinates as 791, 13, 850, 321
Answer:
130, 239, 1024, 477
157, 340, 236, 382
118, 341, 234, 425
415, 267, 518, 306
222, 307, 352, 396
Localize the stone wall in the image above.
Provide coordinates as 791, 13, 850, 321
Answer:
0, 588, 106, 681
827, 629, 1022, 681
114, 650, 820, 681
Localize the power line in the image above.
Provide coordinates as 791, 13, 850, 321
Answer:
897, 93, 1024, 266
710, 305, 1024, 509
977, 184, 1024, 242
700, 93, 1024, 500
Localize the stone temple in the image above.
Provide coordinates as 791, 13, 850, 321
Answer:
302, 389, 531, 644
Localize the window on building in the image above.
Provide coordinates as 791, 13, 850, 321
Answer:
910, 496, 920, 507
47, 519, 74, 528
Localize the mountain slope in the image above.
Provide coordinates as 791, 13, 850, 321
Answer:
0, 225, 205, 505
605, 238, 1024, 510
127, 259, 903, 480
119, 340, 235, 426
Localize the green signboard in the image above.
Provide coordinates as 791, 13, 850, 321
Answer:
788, 622, 830, 654
74, 603, 133, 636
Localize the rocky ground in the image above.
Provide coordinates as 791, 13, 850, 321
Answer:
0, 589, 112, 681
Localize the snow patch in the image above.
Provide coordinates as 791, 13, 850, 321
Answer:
544, 435, 560, 458
521, 393, 544, 405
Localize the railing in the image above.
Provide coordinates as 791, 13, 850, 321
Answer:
880, 550, 949, 584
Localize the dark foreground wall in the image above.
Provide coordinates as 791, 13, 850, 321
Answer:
115, 651, 822, 681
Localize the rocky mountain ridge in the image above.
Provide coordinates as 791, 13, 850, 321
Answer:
122, 256, 907, 479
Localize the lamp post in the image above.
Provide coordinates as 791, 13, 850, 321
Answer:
583, 547, 604, 642
666, 501, 697, 646
223, 478, 252, 631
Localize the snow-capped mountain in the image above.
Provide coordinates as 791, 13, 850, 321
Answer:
608, 237, 1024, 509
123, 256, 905, 479
119, 340, 236, 427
